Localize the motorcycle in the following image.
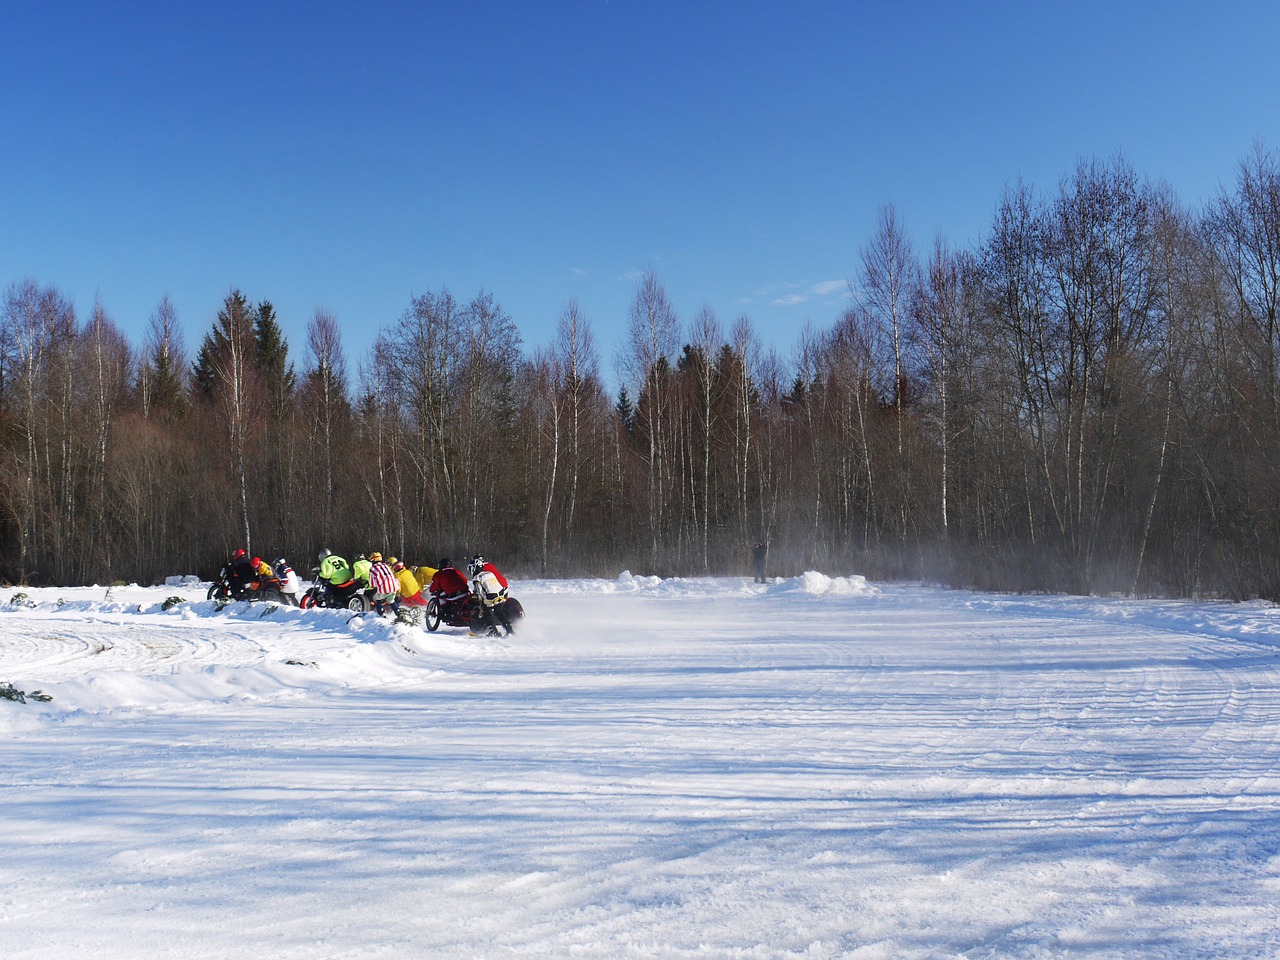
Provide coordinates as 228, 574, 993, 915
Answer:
425, 590, 524, 635
299, 569, 373, 613
208, 568, 287, 604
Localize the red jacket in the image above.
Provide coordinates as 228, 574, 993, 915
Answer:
430, 567, 469, 596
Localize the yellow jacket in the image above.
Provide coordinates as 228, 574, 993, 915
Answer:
397, 567, 424, 598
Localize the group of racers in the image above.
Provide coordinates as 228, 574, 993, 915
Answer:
218, 547, 517, 636
219, 550, 302, 602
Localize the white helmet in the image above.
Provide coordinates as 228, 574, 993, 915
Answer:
468, 555, 485, 578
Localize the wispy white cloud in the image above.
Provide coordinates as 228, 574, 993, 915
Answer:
569, 267, 588, 277
770, 280, 848, 307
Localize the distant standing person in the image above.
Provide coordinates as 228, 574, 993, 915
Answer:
752, 541, 768, 583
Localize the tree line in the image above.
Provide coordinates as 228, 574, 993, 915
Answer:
5, 147, 1280, 598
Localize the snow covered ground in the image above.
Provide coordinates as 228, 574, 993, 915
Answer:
4, 573, 1280, 959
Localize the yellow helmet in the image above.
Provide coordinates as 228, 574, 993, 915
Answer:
370, 551, 382, 562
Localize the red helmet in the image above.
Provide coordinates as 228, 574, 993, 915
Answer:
251, 557, 261, 567
233, 549, 247, 559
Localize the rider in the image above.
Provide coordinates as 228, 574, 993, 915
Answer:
273, 557, 303, 605
352, 553, 373, 588
428, 558, 471, 617
468, 554, 514, 636
414, 562, 438, 588
392, 559, 428, 610
318, 549, 358, 604
222, 548, 256, 599
367, 552, 399, 616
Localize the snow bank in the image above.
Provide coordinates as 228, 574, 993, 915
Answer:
524, 570, 878, 599
785, 570, 878, 596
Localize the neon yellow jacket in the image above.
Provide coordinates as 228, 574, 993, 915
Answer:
320, 554, 353, 584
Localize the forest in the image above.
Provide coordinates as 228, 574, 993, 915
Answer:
4, 147, 1280, 599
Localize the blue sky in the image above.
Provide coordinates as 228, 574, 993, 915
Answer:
3, 1, 1278, 382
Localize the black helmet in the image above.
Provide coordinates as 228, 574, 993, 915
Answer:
319, 548, 332, 561
440, 557, 451, 569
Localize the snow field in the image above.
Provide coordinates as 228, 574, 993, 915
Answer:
2, 575, 1280, 957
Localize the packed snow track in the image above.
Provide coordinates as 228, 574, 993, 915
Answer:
3, 575, 1280, 958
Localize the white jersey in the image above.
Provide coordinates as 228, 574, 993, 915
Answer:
275, 563, 302, 597
471, 570, 508, 605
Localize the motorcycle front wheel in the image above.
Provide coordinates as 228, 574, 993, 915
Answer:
207, 582, 228, 601
425, 597, 442, 632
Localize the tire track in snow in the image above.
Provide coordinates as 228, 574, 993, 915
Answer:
0, 607, 270, 683
795, 591, 1280, 815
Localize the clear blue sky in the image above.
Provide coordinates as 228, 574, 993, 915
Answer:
3, 1, 1278, 381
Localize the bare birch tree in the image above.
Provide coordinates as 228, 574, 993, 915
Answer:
553, 299, 600, 553
623, 271, 681, 567
82, 298, 132, 573
857, 204, 921, 542
301, 307, 349, 546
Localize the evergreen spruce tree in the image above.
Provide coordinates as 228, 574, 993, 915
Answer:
254, 300, 296, 422
192, 290, 256, 402
147, 347, 189, 421
190, 289, 262, 553
615, 386, 635, 433
138, 294, 189, 422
